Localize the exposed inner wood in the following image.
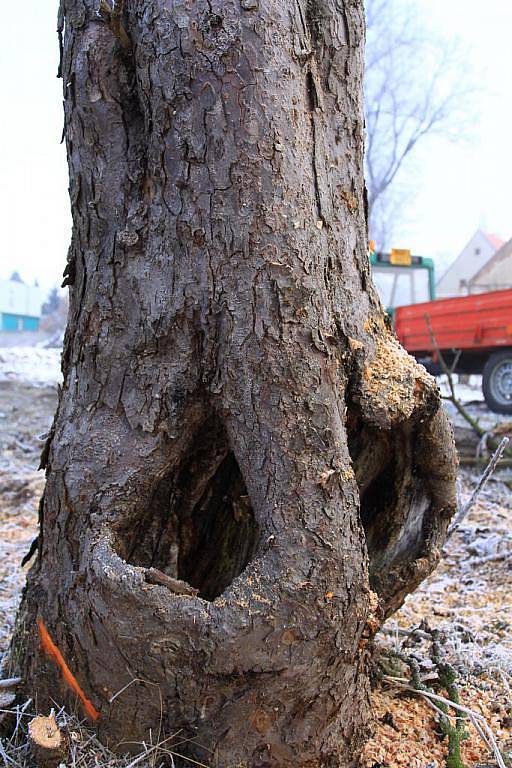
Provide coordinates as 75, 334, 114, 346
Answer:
117, 417, 260, 600
28, 714, 68, 768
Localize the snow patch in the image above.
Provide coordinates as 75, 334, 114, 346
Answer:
0, 347, 62, 386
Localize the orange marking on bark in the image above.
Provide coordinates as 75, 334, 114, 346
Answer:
37, 618, 100, 721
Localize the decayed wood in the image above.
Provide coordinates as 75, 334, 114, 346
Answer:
11, 1, 458, 765
144, 568, 199, 596
28, 714, 68, 768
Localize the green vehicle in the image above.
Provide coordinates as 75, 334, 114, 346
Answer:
369, 247, 436, 314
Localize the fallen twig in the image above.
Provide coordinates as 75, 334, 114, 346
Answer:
468, 550, 512, 566
0, 700, 213, 768
447, 436, 510, 540
425, 313, 486, 439
459, 457, 512, 469
385, 678, 507, 768
382, 625, 432, 642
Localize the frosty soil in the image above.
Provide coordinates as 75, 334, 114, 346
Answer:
0, 353, 511, 767
0, 379, 57, 657
361, 475, 512, 767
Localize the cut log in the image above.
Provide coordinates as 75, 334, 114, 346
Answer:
28, 714, 68, 768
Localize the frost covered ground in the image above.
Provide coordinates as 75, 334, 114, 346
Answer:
0, 348, 511, 768
0, 379, 56, 656
362, 474, 512, 767
0, 346, 62, 387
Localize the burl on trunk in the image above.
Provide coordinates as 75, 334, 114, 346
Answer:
12, 1, 457, 766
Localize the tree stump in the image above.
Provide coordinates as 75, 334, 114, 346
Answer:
28, 714, 68, 768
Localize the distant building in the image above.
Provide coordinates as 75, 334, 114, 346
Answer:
436, 230, 504, 298
0, 277, 44, 331
468, 237, 512, 294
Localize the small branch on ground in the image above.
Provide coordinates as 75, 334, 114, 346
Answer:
424, 315, 485, 439
1, 700, 212, 768
382, 625, 432, 642
468, 549, 512, 566
380, 625, 508, 768
446, 437, 510, 541
430, 631, 468, 768
458, 457, 512, 469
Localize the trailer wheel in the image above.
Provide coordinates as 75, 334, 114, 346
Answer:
482, 351, 512, 414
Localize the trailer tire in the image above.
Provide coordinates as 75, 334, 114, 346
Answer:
482, 351, 512, 414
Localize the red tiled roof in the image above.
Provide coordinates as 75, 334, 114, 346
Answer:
471, 236, 512, 284
482, 232, 505, 251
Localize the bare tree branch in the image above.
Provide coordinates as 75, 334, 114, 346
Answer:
446, 436, 510, 539
364, 0, 474, 246
424, 313, 486, 437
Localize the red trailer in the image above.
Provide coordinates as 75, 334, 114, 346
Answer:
394, 289, 512, 414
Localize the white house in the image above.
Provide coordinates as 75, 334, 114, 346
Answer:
468, 237, 512, 294
0, 277, 44, 331
436, 230, 504, 298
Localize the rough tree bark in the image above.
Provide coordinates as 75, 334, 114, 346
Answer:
12, 1, 457, 766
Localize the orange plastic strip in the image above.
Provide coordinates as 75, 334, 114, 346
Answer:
37, 618, 100, 721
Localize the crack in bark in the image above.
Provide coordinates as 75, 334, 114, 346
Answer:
306, 70, 326, 225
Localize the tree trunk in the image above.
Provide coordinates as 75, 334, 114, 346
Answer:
12, 1, 457, 766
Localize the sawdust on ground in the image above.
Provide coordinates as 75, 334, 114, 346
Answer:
363, 475, 512, 768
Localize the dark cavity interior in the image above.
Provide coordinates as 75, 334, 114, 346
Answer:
348, 418, 393, 561
348, 416, 427, 590
116, 418, 260, 601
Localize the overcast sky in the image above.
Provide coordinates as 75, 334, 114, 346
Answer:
403, 0, 512, 269
1, 0, 511, 294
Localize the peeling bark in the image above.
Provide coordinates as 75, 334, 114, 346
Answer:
12, 1, 457, 766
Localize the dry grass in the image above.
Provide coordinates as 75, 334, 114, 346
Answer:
0, 699, 213, 768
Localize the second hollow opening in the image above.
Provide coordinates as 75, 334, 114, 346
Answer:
116, 418, 260, 601
348, 413, 432, 600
